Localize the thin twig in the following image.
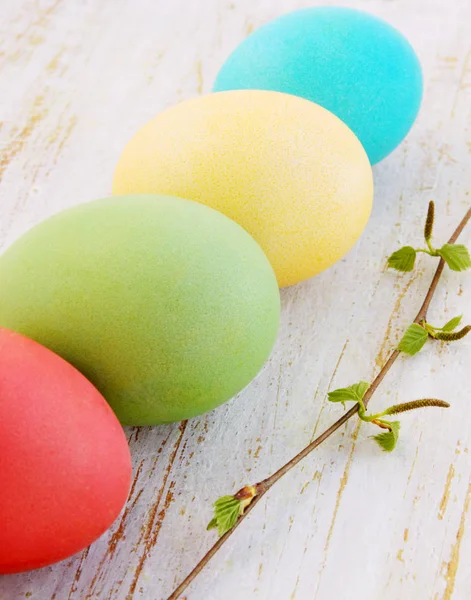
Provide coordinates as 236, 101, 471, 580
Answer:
166, 207, 471, 600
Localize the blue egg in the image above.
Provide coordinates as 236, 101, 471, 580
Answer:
213, 7, 423, 165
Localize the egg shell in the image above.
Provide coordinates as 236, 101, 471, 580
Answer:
112, 90, 373, 287
0, 195, 280, 425
0, 328, 132, 574
213, 7, 423, 165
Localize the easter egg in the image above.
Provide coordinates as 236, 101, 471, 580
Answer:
0, 195, 280, 426
112, 91, 373, 287
213, 7, 423, 165
0, 328, 132, 573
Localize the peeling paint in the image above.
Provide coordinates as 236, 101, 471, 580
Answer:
438, 464, 456, 520
441, 481, 471, 599
0, 95, 47, 183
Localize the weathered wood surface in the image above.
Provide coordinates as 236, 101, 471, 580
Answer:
1, 0, 471, 598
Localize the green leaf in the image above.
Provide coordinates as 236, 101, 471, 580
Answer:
437, 244, 471, 271
208, 496, 242, 537
440, 315, 463, 332
398, 323, 429, 356
423, 322, 437, 337
373, 421, 401, 452
328, 381, 370, 408
387, 246, 417, 272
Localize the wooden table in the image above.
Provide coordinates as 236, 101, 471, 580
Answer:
1, 1, 471, 599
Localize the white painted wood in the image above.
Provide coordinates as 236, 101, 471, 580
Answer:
1, 1, 471, 599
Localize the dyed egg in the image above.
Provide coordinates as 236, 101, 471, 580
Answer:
0, 195, 280, 425
213, 7, 423, 165
112, 91, 373, 287
0, 328, 132, 574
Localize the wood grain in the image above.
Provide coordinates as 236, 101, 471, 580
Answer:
1, 1, 471, 599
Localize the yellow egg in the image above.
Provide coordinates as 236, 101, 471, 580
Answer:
113, 90, 373, 287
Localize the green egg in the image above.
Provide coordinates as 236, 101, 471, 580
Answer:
0, 195, 280, 425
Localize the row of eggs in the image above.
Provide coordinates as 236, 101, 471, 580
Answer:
0, 7, 422, 574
